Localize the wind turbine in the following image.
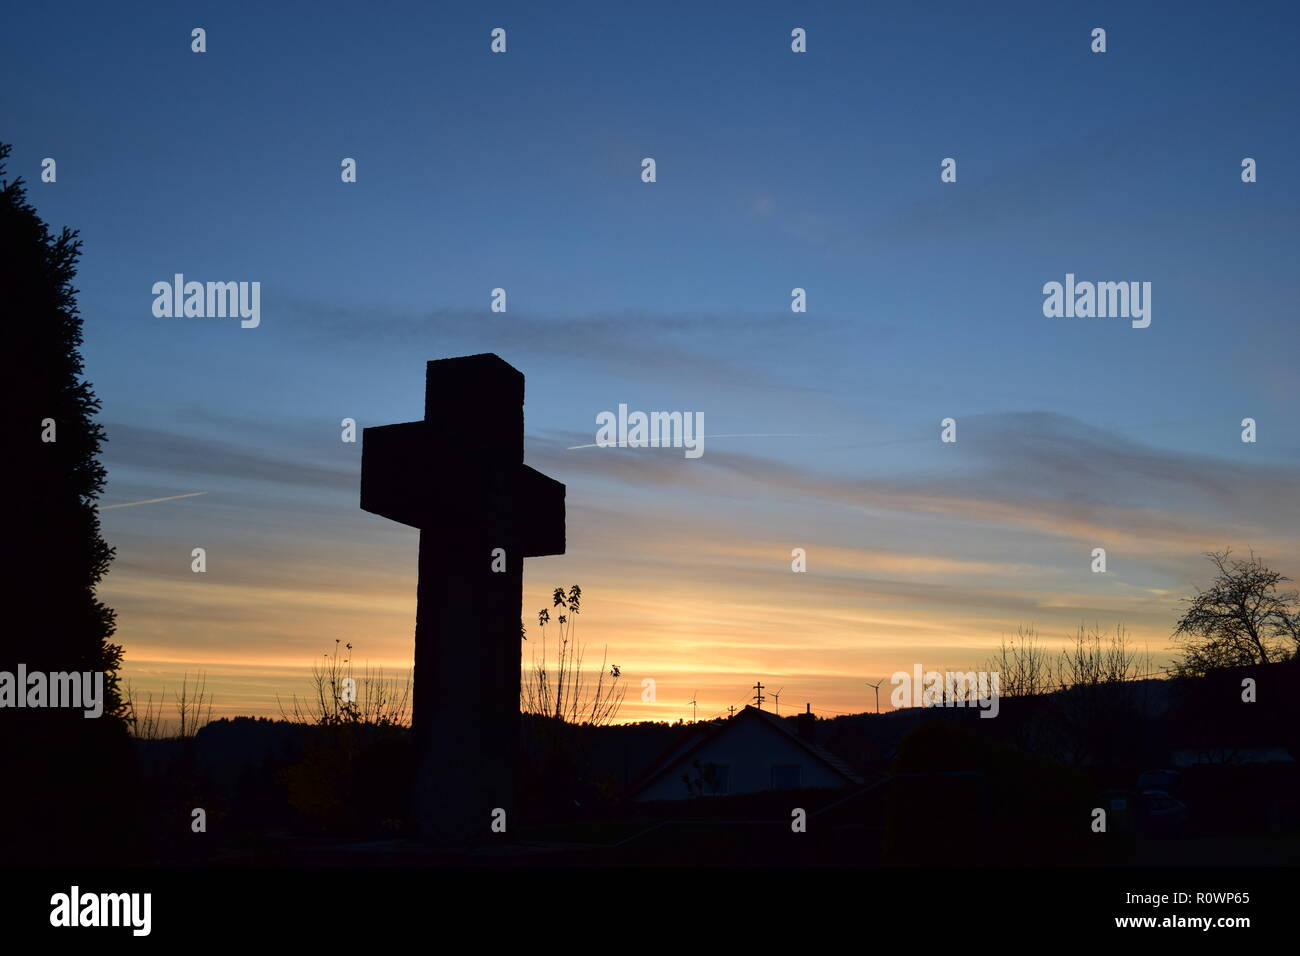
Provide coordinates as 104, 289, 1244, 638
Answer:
771, 687, 784, 716
866, 678, 884, 714
687, 690, 698, 723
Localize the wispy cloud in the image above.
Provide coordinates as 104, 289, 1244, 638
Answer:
529, 412, 1300, 558
103, 422, 355, 493
274, 298, 856, 394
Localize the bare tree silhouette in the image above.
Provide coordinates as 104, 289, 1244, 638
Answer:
1173, 549, 1299, 676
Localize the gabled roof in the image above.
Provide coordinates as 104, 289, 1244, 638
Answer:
746, 706, 864, 784
629, 705, 863, 797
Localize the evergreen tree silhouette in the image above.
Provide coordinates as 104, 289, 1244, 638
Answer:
1, 142, 140, 863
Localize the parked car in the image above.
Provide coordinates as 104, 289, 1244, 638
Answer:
1136, 789, 1189, 834
1137, 769, 1180, 795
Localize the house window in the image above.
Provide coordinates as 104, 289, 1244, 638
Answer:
686, 761, 730, 796
710, 765, 731, 795
771, 764, 802, 789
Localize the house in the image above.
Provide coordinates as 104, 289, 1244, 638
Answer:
630, 704, 863, 801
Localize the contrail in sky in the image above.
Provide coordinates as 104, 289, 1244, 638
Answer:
98, 492, 207, 511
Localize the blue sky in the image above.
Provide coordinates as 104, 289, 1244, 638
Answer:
4, 1, 1298, 722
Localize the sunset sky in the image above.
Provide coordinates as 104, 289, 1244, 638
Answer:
4, 1, 1298, 724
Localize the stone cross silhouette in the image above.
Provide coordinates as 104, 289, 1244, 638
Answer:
360, 353, 565, 842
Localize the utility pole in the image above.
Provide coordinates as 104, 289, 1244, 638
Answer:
727, 705, 736, 718
752, 681, 765, 710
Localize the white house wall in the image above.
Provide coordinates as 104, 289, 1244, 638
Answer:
635, 718, 847, 801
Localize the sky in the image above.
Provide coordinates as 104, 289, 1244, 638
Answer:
4, 1, 1299, 725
